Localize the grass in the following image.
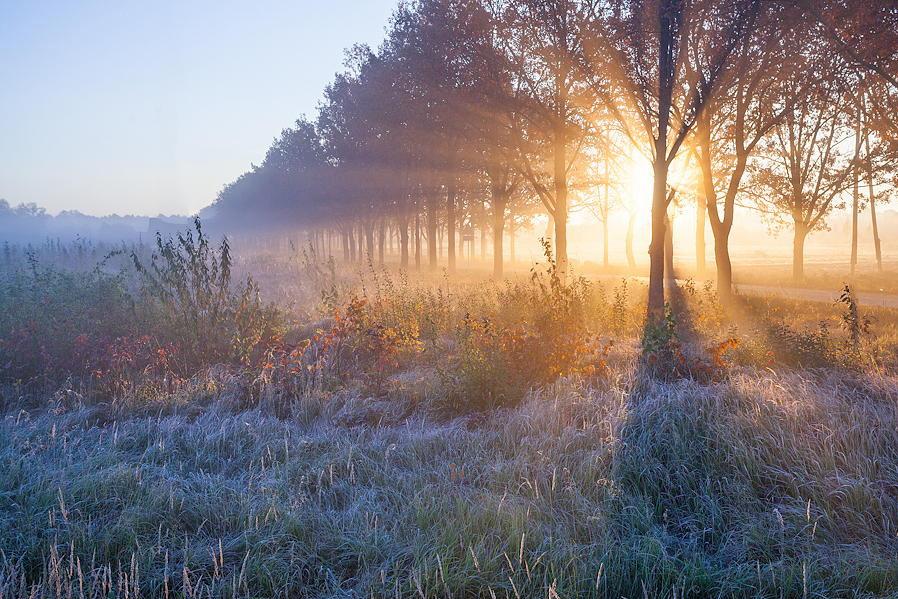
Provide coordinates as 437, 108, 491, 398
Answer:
1, 233, 897, 597
3, 369, 898, 597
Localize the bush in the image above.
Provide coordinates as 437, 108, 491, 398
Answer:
640, 303, 739, 382
765, 286, 874, 370
131, 218, 285, 373
259, 294, 422, 401
0, 258, 137, 390
438, 242, 611, 413
0, 220, 287, 402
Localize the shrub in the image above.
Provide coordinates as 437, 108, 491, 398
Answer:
131, 218, 285, 373
322, 295, 422, 389
438, 314, 528, 412
260, 295, 422, 399
437, 241, 612, 413
90, 334, 183, 399
641, 303, 739, 382
837, 284, 872, 355
0, 220, 288, 400
0, 259, 137, 389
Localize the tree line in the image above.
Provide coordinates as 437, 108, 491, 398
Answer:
211, 0, 898, 319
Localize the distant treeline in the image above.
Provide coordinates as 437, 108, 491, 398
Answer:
0, 199, 188, 244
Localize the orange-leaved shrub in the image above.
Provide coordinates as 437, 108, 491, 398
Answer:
259, 295, 422, 397
438, 241, 612, 413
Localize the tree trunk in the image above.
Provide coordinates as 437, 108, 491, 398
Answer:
793, 222, 807, 282
697, 112, 745, 305
695, 191, 706, 275
492, 192, 507, 279
713, 229, 733, 302
377, 222, 386, 266
414, 212, 421, 271
447, 176, 457, 274
602, 217, 610, 269
348, 228, 356, 262
553, 134, 568, 280
399, 217, 409, 270
625, 211, 636, 270
868, 174, 883, 273
647, 0, 676, 321
664, 213, 675, 282
342, 230, 350, 262
555, 202, 567, 279
480, 212, 487, 261
647, 158, 669, 320
365, 222, 375, 263
509, 218, 516, 264
426, 196, 437, 269
851, 173, 859, 276
851, 116, 861, 275
864, 131, 883, 272
602, 157, 610, 268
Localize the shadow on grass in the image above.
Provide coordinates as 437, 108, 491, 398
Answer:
612, 278, 898, 595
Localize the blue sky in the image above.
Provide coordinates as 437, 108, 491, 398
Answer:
0, 0, 397, 216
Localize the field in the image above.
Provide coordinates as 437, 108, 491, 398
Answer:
1, 229, 898, 598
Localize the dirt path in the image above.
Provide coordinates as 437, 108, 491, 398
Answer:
733, 283, 898, 309
588, 274, 898, 309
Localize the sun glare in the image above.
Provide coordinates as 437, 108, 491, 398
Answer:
622, 157, 655, 209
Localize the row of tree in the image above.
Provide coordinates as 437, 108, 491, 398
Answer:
211, 0, 898, 318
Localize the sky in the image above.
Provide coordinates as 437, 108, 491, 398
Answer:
0, 0, 397, 216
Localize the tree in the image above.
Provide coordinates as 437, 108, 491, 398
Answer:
504, 0, 598, 281
693, 1, 807, 301
453, 0, 527, 279
801, 1, 898, 274
586, 0, 762, 319
388, 0, 497, 273
581, 129, 627, 268
752, 82, 853, 281
594, 145, 614, 268
860, 84, 896, 273
800, 0, 898, 92
848, 91, 864, 276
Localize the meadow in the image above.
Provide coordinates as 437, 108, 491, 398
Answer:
1, 225, 897, 598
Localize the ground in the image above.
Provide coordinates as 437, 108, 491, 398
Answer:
3, 366, 898, 598
1, 240, 897, 598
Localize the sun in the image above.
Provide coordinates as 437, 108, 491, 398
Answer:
621, 156, 655, 211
